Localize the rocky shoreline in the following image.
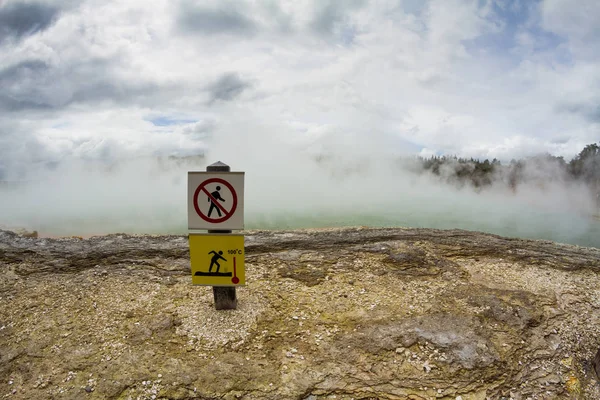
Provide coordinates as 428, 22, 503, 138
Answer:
1, 227, 600, 399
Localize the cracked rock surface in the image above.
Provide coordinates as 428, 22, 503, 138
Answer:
1, 227, 600, 399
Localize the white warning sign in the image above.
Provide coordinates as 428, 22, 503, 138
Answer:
188, 172, 244, 230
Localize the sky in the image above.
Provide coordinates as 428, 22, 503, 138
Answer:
0, 0, 599, 181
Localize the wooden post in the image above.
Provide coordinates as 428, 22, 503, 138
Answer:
207, 161, 237, 310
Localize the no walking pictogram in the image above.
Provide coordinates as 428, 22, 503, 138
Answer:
194, 178, 238, 223
188, 172, 244, 230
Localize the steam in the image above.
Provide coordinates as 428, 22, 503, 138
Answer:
0, 112, 598, 248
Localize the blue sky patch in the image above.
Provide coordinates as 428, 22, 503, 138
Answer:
464, 0, 568, 64
148, 116, 198, 127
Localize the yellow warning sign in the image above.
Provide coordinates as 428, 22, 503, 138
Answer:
189, 234, 245, 286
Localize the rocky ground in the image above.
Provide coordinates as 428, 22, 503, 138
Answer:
1, 227, 600, 400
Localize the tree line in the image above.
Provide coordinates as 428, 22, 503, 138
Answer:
416, 143, 600, 198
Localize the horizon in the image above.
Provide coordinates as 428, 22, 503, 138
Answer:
1, 152, 599, 249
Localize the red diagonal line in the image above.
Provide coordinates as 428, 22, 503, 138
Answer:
202, 187, 230, 216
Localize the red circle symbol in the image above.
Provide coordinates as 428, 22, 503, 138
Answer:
193, 178, 238, 224
231, 277, 240, 284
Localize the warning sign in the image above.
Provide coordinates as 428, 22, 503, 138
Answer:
189, 234, 245, 286
188, 172, 244, 230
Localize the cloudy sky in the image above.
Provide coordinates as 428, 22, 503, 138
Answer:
1, 0, 599, 180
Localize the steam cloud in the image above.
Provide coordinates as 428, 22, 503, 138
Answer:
1, 112, 598, 248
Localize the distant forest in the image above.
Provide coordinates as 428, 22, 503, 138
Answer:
414, 143, 600, 200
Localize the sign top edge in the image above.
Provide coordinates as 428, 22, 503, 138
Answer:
188, 171, 245, 175
188, 233, 245, 236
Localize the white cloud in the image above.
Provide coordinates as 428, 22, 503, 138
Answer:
0, 0, 598, 176
541, 0, 600, 58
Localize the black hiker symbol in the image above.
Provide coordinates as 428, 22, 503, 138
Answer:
208, 186, 225, 217
208, 250, 227, 273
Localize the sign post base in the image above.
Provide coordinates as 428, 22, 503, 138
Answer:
213, 287, 237, 310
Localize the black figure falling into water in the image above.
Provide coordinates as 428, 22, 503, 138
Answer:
208, 186, 225, 217
208, 250, 227, 273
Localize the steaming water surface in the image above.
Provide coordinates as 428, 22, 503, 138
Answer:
4, 194, 598, 249
247, 208, 600, 248
36, 210, 600, 249
2, 159, 599, 249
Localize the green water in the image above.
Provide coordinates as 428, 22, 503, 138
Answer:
245, 209, 600, 248
23, 205, 599, 249
3, 174, 599, 248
